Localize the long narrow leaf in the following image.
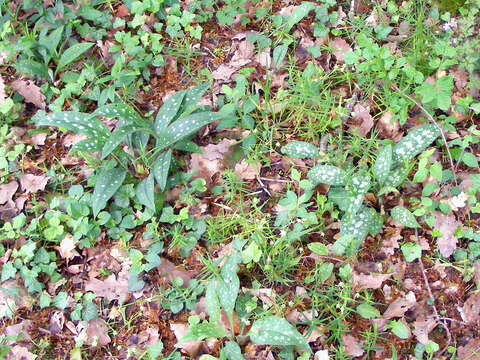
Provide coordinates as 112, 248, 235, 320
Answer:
92, 167, 127, 217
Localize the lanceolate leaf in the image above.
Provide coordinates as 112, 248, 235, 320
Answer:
72, 138, 105, 153
373, 144, 393, 184
154, 90, 186, 135
248, 316, 309, 349
281, 141, 320, 159
34, 111, 109, 138
57, 42, 94, 71
308, 165, 346, 186
392, 124, 440, 164
159, 112, 224, 149
153, 150, 172, 191
223, 341, 245, 360
136, 174, 155, 211
101, 125, 138, 159
92, 167, 127, 217
391, 206, 419, 228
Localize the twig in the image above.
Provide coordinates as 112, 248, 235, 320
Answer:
391, 83, 458, 186
415, 229, 452, 355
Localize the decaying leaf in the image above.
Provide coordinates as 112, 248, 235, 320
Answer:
352, 272, 392, 291
19, 174, 49, 194
11, 80, 46, 109
383, 291, 417, 319
435, 212, 460, 258
342, 334, 364, 357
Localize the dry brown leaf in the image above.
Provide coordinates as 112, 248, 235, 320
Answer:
56, 234, 79, 261
342, 334, 364, 357
383, 291, 417, 319
0, 181, 18, 205
412, 316, 437, 345
170, 322, 202, 357
189, 139, 236, 187
11, 80, 46, 109
349, 104, 374, 136
458, 338, 480, 360
20, 174, 49, 194
435, 212, 461, 258
352, 272, 392, 291
331, 38, 352, 63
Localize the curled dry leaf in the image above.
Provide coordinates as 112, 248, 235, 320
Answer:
352, 272, 392, 291
20, 174, 49, 194
0, 181, 18, 204
342, 334, 364, 357
383, 291, 417, 319
11, 80, 46, 109
435, 212, 461, 258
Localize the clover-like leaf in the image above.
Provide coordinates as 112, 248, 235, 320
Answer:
223, 341, 245, 360
136, 174, 155, 211
373, 144, 393, 185
153, 149, 172, 191
391, 206, 419, 228
154, 90, 186, 135
102, 125, 138, 159
392, 124, 441, 164
92, 167, 127, 217
248, 316, 309, 349
308, 165, 346, 186
281, 141, 320, 159
34, 111, 109, 138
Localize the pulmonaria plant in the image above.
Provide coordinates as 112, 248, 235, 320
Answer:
33, 84, 224, 216
281, 124, 441, 256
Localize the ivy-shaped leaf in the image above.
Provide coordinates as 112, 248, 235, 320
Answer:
102, 125, 139, 159
92, 167, 127, 217
373, 144, 393, 185
154, 90, 186, 135
248, 316, 309, 349
223, 341, 245, 360
391, 206, 419, 228
136, 174, 155, 211
34, 111, 109, 138
392, 124, 440, 164
308, 165, 346, 186
153, 149, 172, 191
281, 141, 320, 159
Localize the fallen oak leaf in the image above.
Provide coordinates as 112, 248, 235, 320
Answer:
20, 174, 49, 194
11, 79, 46, 109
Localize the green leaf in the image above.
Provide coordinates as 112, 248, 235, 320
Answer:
154, 90, 186, 135
53, 291, 69, 310
153, 149, 172, 191
307, 242, 329, 256
373, 145, 393, 184
462, 152, 479, 168
248, 317, 309, 349
401, 243, 422, 262
357, 303, 380, 319
57, 42, 94, 71
102, 125, 138, 159
136, 174, 155, 211
308, 165, 346, 186
181, 322, 228, 343
205, 279, 221, 324
392, 124, 440, 164
273, 44, 288, 68
281, 141, 319, 159
391, 206, 419, 228
33, 111, 109, 138
92, 167, 127, 217
223, 341, 245, 360
387, 320, 411, 339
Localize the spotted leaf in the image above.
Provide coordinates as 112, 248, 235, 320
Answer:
281, 141, 320, 159
392, 124, 440, 164
102, 125, 138, 159
154, 91, 186, 135
308, 165, 346, 186
92, 167, 127, 217
33, 111, 109, 138
391, 206, 419, 228
136, 174, 155, 211
153, 150, 172, 191
373, 145, 393, 185
248, 316, 309, 349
